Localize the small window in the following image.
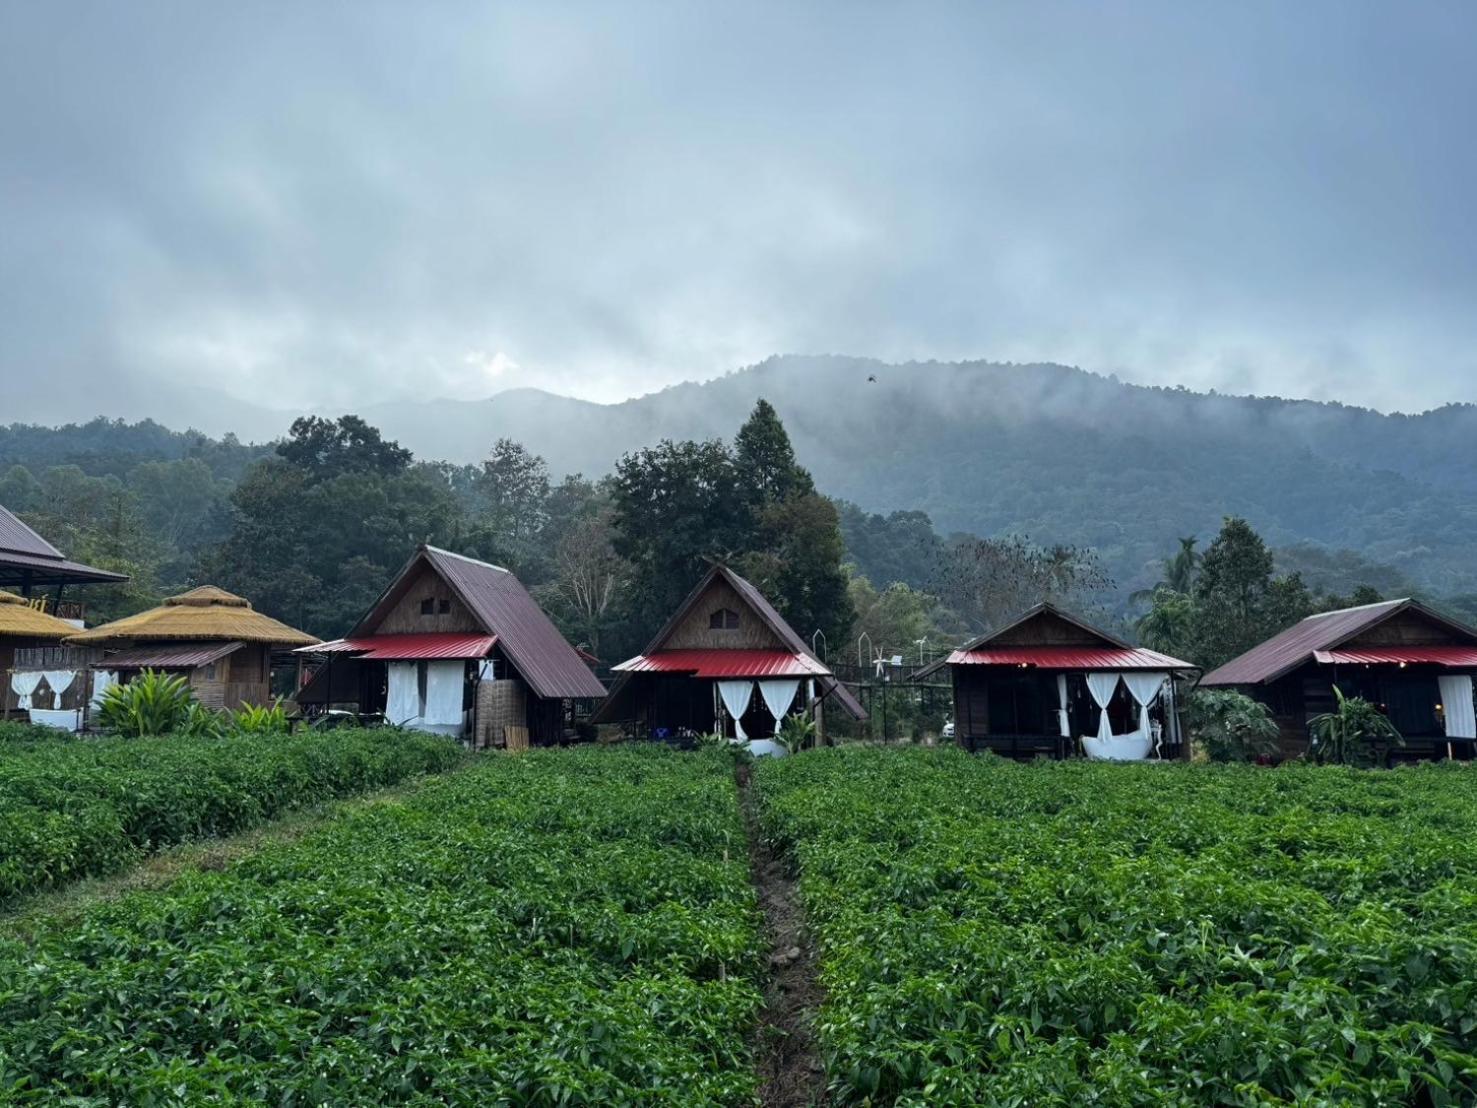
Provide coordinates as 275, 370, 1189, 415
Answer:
204, 663, 217, 681
420, 598, 435, 615
438, 598, 451, 614
709, 608, 740, 630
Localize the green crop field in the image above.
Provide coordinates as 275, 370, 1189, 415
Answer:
755, 746, 1477, 1106
0, 745, 763, 1105
0, 728, 464, 906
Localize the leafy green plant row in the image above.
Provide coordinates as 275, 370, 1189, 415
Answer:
0, 745, 763, 1105
0, 728, 464, 905
754, 747, 1477, 1106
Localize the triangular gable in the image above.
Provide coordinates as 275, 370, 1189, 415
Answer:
349, 546, 606, 700
914, 602, 1126, 680
644, 569, 788, 654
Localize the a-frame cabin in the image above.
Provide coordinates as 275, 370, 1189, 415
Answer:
914, 602, 1196, 761
1200, 598, 1477, 762
296, 546, 607, 747
592, 564, 864, 747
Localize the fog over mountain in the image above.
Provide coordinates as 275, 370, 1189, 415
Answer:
8, 356, 1477, 600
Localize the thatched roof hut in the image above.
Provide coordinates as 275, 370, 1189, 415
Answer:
66, 586, 318, 647
0, 590, 79, 640
66, 586, 317, 712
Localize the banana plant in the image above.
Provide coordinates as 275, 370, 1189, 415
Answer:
1307, 685, 1403, 766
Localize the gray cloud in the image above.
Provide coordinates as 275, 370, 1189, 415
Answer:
2, 1, 1474, 432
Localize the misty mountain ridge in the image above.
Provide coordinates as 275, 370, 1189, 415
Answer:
6, 355, 1477, 600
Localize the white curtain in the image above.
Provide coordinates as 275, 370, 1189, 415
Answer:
90, 669, 117, 708
10, 672, 43, 710
1122, 672, 1169, 741
42, 670, 76, 708
386, 662, 422, 726
1085, 672, 1120, 741
1439, 674, 1476, 739
718, 680, 755, 741
1055, 674, 1071, 737
420, 660, 465, 735
759, 679, 800, 722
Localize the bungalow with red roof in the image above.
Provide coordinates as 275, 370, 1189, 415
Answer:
1199, 598, 1477, 762
913, 602, 1197, 761
295, 545, 607, 747
591, 564, 865, 751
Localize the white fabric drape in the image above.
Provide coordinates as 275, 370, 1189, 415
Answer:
386, 662, 422, 726
90, 669, 117, 708
42, 670, 76, 708
420, 660, 465, 735
759, 679, 800, 722
1122, 672, 1169, 741
1055, 674, 1071, 737
1439, 675, 1476, 739
1085, 672, 1120, 741
718, 680, 755, 741
10, 672, 43, 710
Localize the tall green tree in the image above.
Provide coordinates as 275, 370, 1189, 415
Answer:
734, 398, 814, 505
1189, 517, 1316, 669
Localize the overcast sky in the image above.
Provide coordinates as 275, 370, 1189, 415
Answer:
3, 2, 1475, 429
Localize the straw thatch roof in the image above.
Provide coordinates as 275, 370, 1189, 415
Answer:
0, 590, 78, 640
65, 586, 319, 647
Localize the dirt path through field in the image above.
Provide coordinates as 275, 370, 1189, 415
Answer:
737, 762, 829, 1107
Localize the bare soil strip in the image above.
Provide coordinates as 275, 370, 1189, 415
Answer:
737, 762, 829, 1107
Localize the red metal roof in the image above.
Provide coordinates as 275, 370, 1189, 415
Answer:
1200, 599, 1477, 686
305, 632, 498, 661
613, 649, 833, 678
947, 645, 1194, 670
98, 641, 243, 669
1313, 646, 1477, 667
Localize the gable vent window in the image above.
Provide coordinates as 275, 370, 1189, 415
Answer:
709, 608, 740, 630
420, 598, 435, 616
439, 598, 451, 614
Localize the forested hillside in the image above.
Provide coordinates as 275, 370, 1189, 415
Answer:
5, 358, 1476, 641
353, 357, 1477, 598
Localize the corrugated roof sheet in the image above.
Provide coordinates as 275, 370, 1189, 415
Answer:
99, 641, 243, 669
306, 632, 498, 661
0, 504, 63, 559
0, 505, 129, 586
356, 547, 605, 700
1312, 646, 1477, 667
947, 645, 1195, 670
1200, 599, 1414, 686
613, 649, 832, 678
595, 564, 865, 722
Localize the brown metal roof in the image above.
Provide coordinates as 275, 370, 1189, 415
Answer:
1199, 599, 1477, 686
97, 641, 244, 670
596, 564, 866, 722
355, 546, 606, 700
0, 505, 129, 587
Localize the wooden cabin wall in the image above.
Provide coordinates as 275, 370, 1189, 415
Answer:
663, 579, 785, 651
223, 644, 272, 709
952, 667, 989, 746
2, 639, 89, 717
374, 563, 482, 634
989, 612, 1107, 648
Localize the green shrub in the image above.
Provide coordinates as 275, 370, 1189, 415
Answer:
1309, 684, 1405, 766
231, 699, 289, 735
95, 670, 198, 737
1185, 687, 1281, 762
